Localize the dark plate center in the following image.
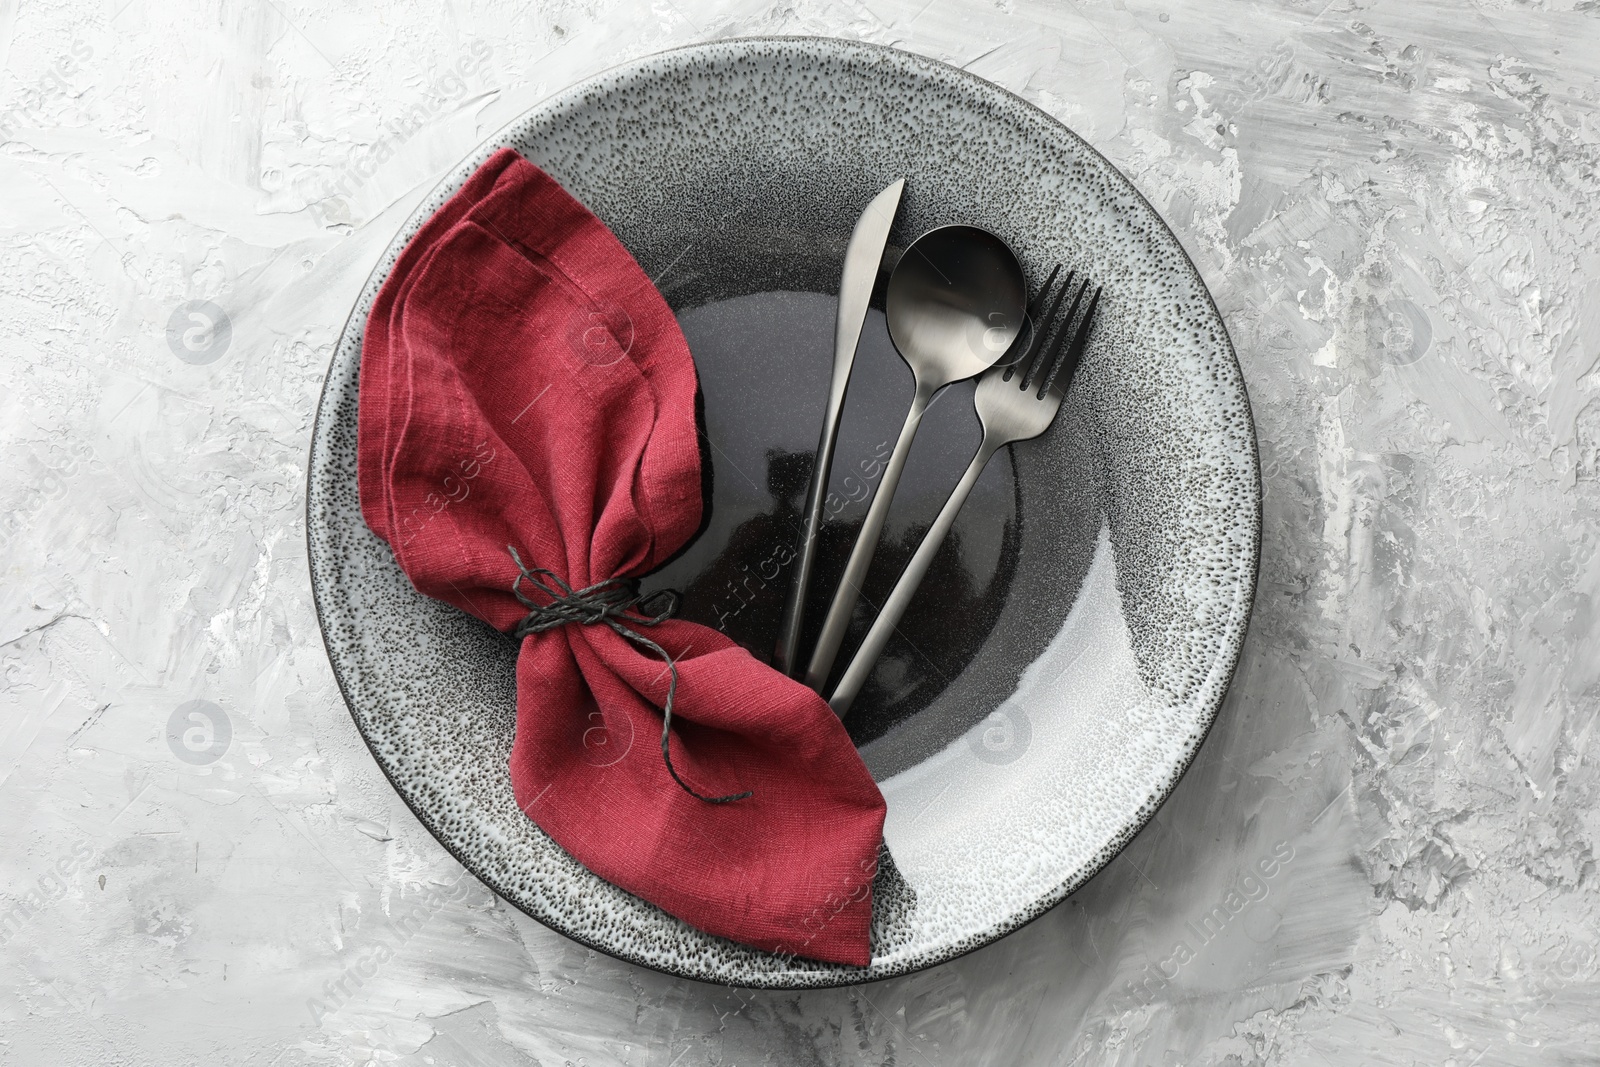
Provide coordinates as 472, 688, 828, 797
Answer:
641, 290, 1021, 750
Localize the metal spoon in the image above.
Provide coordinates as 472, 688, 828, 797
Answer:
803, 224, 1026, 692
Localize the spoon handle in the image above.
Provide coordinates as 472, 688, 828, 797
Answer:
829, 435, 1001, 716
804, 379, 936, 691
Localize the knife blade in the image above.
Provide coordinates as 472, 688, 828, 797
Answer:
773, 178, 906, 678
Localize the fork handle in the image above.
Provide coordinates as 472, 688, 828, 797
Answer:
829, 435, 1003, 716
804, 378, 937, 692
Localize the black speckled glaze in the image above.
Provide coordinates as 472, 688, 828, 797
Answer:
307, 37, 1260, 988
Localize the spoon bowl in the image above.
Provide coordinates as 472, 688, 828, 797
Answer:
886, 224, 1028, 384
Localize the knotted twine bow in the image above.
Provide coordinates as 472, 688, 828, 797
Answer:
506, 546, 753, 804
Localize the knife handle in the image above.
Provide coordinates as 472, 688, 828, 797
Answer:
773, 391, 844, 676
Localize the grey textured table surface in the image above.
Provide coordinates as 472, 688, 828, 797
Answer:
3, 1, 1598, 1064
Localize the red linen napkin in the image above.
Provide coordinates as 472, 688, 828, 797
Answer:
356, 148, 887, 965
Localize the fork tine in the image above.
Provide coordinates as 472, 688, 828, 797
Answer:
1006, 267, 1072, 382
1025, 276, 1087, 393
1036, 284, 1100, 399
1003, 265, 1060, 380
1029, 264, 1062, 320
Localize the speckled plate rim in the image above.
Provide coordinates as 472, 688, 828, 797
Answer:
306, 35, 1262, 988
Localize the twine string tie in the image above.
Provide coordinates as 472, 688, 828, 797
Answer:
506, 545, 751, 804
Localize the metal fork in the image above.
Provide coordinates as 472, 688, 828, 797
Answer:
827, 267, 1102, 716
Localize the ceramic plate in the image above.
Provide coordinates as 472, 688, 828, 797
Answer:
307, 36, 1259, 987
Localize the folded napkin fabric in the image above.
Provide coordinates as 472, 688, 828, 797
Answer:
357, 148, 887, 965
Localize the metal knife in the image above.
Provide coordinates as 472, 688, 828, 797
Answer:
772, 178, 906, 678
